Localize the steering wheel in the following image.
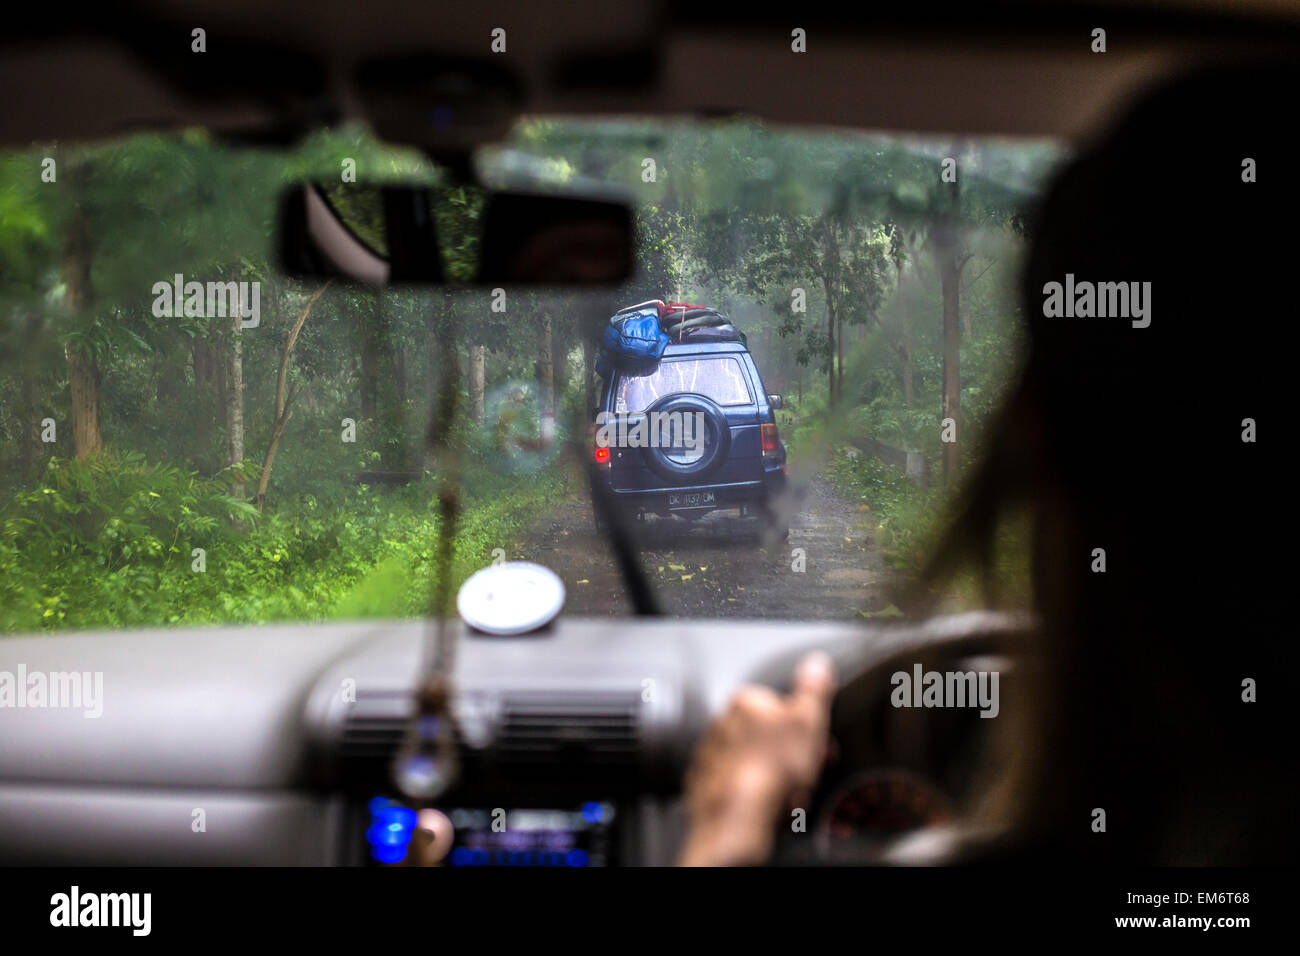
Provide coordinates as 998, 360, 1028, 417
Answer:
752, 611, 1035, 866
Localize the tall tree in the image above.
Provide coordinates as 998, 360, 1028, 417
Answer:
538, 311, 555, 437
360, 292, 380, 422
224, 277, 246, 495
61, 156, 101, 459
468, 344, 485, 424
255, 281, 332, 510
934, 214, 963, 486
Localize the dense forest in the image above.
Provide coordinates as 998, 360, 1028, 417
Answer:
0, 120, 1062, 631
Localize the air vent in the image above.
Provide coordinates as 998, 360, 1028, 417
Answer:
495, 692, 640, 768
334, 689, 641, 781
334, 692, 413, 783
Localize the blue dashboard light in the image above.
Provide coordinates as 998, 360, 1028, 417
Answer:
565, 849, 589, 868
366, 802, 418, 862
376, 807, 417, 841
373, 843, 407, 865
581, 801, 603, 823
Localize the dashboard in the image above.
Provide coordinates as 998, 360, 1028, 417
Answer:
0, 612, 1028, 865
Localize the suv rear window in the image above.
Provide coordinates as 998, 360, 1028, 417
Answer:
615, 357, 753, 413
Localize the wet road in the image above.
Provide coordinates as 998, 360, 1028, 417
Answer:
521, 475, 895, 619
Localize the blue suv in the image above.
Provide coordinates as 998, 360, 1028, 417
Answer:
590, 336, 788, 537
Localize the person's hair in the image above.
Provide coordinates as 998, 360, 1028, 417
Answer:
927, 61, 1296, 863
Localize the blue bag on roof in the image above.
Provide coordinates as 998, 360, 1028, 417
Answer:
598, 306, 668, 376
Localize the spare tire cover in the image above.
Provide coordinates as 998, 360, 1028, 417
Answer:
641, 393, 730, 483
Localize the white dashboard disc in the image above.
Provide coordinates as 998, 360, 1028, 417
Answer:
456, 561, 566, 635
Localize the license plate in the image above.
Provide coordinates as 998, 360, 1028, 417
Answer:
668, 491, 715, 509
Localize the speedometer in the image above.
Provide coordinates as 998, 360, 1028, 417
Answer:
815, 768, 955, 863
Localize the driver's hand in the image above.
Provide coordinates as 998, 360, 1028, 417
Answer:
677, 651, 835, 866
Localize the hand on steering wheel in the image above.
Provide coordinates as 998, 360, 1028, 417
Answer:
678, 651, 836, 866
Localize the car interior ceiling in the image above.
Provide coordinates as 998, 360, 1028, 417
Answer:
0, 0, 1295, 891
2, 1, 1299, 150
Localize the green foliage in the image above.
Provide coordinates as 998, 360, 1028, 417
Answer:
0, 450, 566, 633
1, 452, 255, 629
825, 447, 940, 572
4, 453, 254, 564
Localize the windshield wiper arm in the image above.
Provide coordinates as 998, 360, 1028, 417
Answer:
587, 457, 660, 616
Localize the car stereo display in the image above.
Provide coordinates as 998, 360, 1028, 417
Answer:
363, 797, 616, 866
445, 803, 615, 867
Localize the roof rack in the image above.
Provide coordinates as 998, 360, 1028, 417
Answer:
603, 301, 739, 343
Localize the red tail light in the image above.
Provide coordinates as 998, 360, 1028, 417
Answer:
589, 422, 611, 466
761, 423, 779, 455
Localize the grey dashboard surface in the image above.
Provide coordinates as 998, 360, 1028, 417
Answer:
0, 611, 1023, 863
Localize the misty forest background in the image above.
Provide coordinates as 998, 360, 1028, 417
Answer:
0, 121, 1061, 632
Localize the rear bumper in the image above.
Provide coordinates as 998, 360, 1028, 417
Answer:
597, 463, 787, 514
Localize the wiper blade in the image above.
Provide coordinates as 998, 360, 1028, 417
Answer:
586, 458, 659, 616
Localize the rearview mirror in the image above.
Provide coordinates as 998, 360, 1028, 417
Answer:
767, 394, 784, 410
278, 182, 634, 288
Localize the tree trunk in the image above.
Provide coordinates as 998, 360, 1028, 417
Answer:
469, 344, 486, 425
157, 326, 185, 407
551, 317, 569, 412
192, 335, 219, 469
538, 313, 554, 439
826, 295, 838, 407
394, 348, 407, 410
224, 281, 245, 496
424, 289, 461, 473
894, 247, 914, 405
213, 320, 229, 464
933, 153, 967, 486
360, 299, 379, 421
425, 331, 437, 417
62, 159, 102, 460
19, 312, 45, 481
822, 217, 844, 408
836, 312, 844, 403
66, 348, 102, 459
255, 281, 332, 510
901, 333, 915, 406
936, 224, 961, 486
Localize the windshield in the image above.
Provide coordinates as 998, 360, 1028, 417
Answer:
0, 119, 1066, 632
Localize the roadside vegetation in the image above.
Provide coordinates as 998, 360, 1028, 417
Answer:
0, 449, 567, 632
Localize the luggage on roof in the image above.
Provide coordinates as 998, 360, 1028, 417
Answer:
597, 304, 669, 377
659, 304, 745, 346
595, 299, 745, 378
